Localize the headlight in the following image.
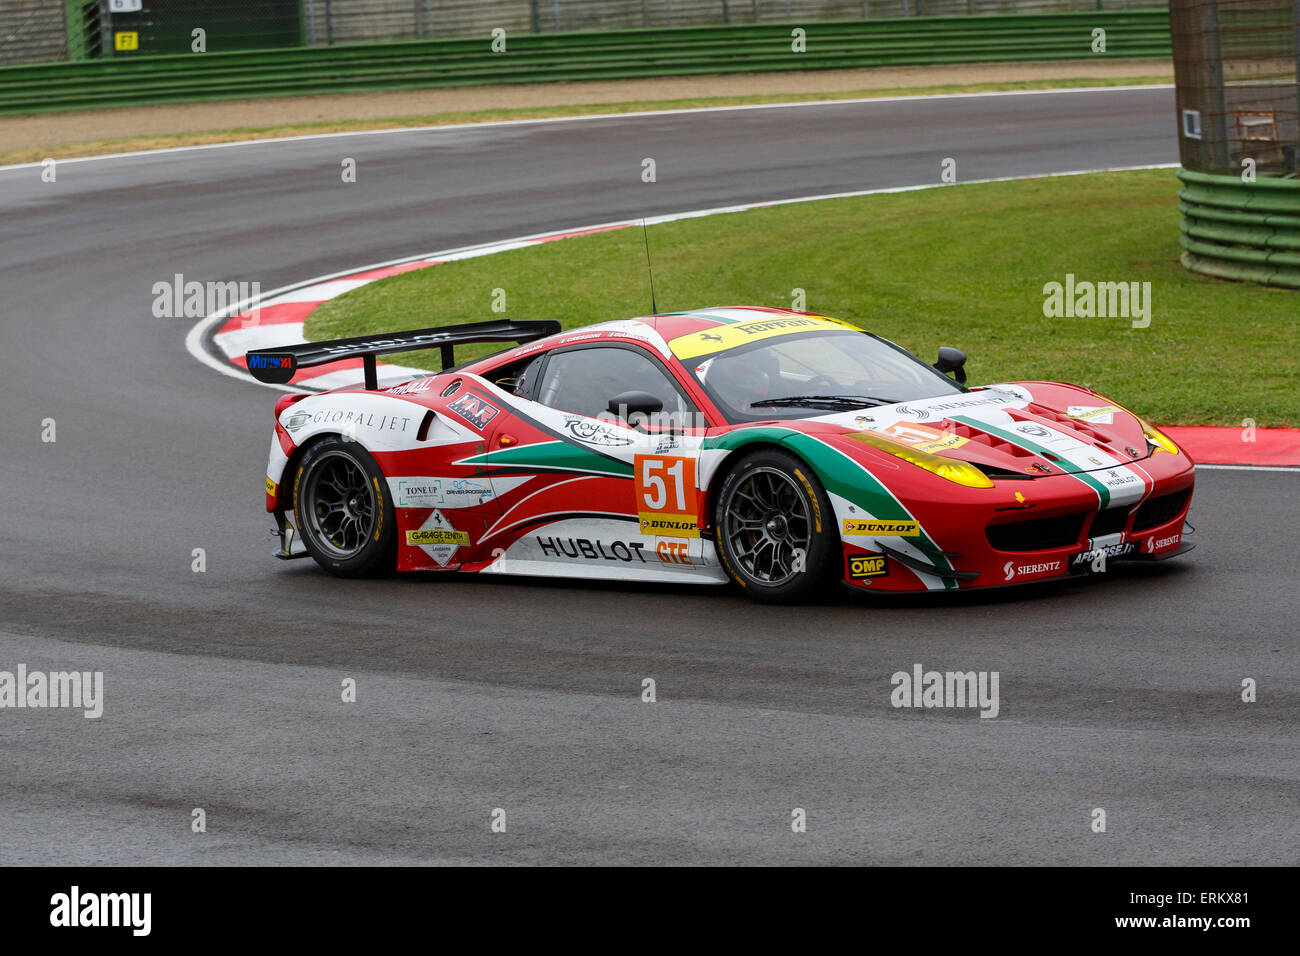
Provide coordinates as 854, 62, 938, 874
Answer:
848, 431, 994, 488
1140, 419, 1179, 455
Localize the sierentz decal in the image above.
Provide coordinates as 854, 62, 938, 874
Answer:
842, 519, 920, 536
668, 316, 860, 359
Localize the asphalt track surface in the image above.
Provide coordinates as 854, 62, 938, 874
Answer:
2, 87, 1297, 865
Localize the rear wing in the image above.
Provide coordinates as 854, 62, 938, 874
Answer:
244, 319, 561, 388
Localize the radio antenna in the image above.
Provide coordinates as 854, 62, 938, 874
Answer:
641, 218, 658, 315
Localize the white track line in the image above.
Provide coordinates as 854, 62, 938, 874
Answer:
0, 84, 1173, 172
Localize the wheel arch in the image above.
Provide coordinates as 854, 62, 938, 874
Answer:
279, 431, 368, 514
703, 433, 843, 545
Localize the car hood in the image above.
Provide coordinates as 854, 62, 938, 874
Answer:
800, 383, 1151, 477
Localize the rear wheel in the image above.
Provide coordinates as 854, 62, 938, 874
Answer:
293, 436, 395, 577
713, 448, 839, 603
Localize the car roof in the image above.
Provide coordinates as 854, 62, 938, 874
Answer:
462, 306, 858, 373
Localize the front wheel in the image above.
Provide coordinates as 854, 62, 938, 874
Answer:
713, 448, 839, 603
293, 436, 396, 577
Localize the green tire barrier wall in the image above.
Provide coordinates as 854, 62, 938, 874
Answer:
1178, 169, 1300, 289
0, 11, 1171, 115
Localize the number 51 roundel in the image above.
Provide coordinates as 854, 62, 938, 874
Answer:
635, 455, 699, 538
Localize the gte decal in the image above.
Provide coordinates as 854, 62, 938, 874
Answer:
847, 554, 888, 579
656, 541, 695, 565
447, 392, 500, 431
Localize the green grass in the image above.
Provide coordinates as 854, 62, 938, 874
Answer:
306, 168, 1299, 427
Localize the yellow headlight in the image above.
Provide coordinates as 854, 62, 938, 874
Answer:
1140, 419, 1179, 455
848, 431, 994, 488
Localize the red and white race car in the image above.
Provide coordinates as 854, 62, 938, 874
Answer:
249, 307, 1194, 602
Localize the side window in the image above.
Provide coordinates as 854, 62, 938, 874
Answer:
491, 354, 544, 397
537, 347, 688, 418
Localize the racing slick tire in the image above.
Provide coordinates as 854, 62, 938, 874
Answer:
713, 448, 840, 603
292, 436, 396, 578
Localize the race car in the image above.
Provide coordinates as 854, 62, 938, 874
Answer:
248, 307, 1195, 602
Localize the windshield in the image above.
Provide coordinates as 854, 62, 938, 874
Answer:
687, 329, 965, 424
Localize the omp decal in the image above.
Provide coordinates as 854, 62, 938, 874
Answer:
667, 315, 860, 359
1067, 404, 1118, 424
447, 392, 500, 431
848, 554, 889, 579
842, 519, 920, 536
265, 477, 276, 496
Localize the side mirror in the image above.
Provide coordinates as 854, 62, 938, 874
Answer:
608, 390, 663, 420
934, 347, 967, 385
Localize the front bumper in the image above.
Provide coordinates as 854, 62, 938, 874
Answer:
841, 452, 1196, 592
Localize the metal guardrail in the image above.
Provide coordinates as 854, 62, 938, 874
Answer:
1178, 168, 1300, 288
0, 11, 1172, 114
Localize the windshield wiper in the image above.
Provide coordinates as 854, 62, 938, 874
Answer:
749, 394, 898, 409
